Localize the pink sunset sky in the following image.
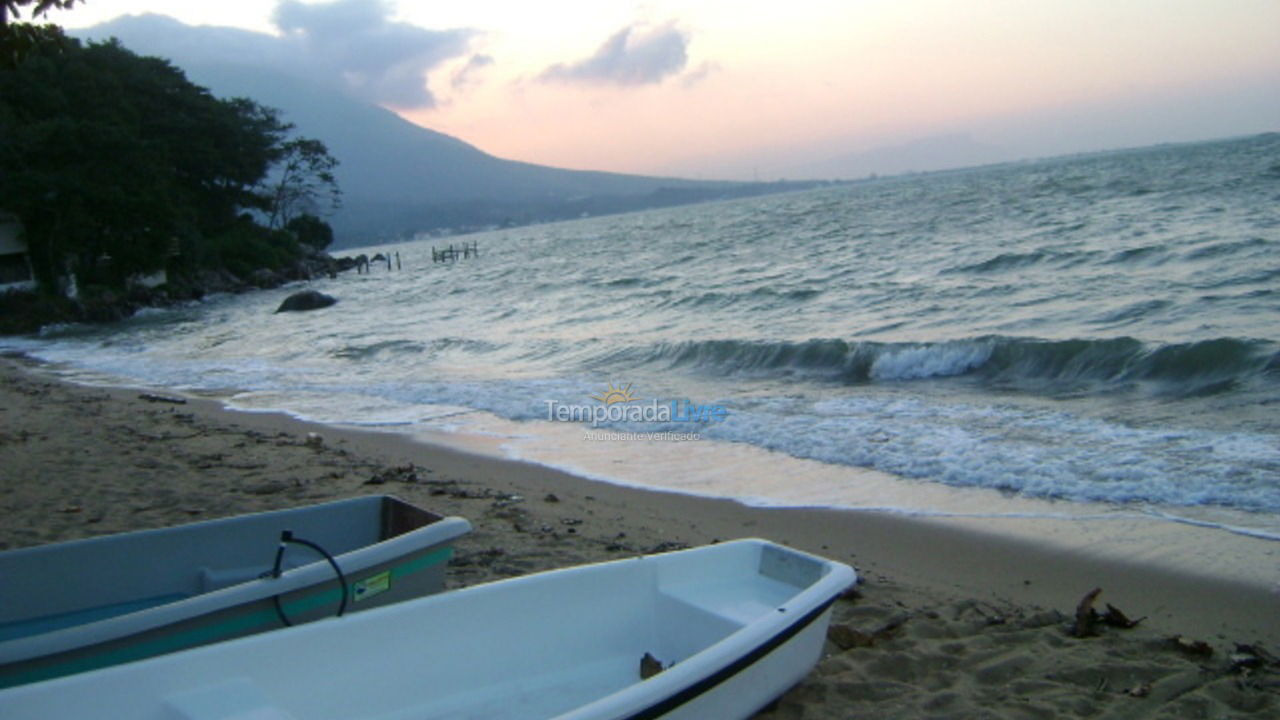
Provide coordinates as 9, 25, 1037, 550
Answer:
57, 0, 1280, 180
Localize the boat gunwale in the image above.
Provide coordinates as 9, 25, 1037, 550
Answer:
0, 496, 471, 664
0, 539, 855, 720
556, 539, 855, 719
611, 594, 841, 720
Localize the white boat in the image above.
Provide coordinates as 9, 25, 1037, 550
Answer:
0, 495, 471, 688
0, 539, 855, 719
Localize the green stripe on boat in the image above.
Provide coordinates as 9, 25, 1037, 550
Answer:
2, 546, 452, 688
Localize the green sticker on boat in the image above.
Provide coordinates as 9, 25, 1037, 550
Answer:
353, 571, 391, 602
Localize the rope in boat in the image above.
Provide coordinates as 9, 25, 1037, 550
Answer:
270, 530, 350, 627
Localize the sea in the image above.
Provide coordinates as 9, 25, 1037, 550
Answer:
7, 133, 1280, 544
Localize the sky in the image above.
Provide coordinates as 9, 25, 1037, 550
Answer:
51, 0, 1280, 180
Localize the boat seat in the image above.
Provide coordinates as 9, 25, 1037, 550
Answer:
199, 565, 272, 593
0, 593, 187, 643
163, 677, 299, 720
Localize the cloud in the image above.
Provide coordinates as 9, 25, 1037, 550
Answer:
272, 0, 474, 108
540, 22, 689, 86
451, 54, 495, 91
77, 2, 474, 110
680, 60, 720, 88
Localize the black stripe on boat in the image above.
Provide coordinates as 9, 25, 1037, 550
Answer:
621, 593, 840, 720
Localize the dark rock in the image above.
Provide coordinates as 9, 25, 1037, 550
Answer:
191, 267, 249, 295
276, 290, 337, 313
249, 268, 282, 289
78, 288, 134, 323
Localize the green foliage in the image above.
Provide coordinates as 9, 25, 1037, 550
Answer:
0, 26, 342, 299
209, 217, 304, 280
2, 0, 82, 23
0, 20, 68, 68
265, 137, 342, 229
0, 287, 77, 334
285, 213, 335, 252
0, 1, 80, 67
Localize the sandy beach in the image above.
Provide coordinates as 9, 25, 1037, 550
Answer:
1, 355, 1277, 718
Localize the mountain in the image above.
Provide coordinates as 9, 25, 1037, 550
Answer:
801, 134, 1012, 179
75, 15, 819, 247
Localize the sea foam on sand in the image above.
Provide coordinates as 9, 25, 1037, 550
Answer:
1, 357, 1276, 718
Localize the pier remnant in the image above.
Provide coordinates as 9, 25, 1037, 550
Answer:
431, 241, 479, 263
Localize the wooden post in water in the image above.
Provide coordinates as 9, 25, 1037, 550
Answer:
430, 241, 477, 263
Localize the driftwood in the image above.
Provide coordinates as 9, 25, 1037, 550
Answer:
1102, 602, 1145, 629
1071, 588, 1143, 637
1071, 587, 1104, 637
1170, 635, 1214, 659
826, 615, 910, 650
138, 393, 187, 404
640, 652, 667, 679
1230, 643, 1277, 673
827, 624, 874, 651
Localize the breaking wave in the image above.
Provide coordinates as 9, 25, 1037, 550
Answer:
607, 335, 1278, 397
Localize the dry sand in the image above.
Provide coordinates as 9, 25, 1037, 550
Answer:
1, 355, 1277, 718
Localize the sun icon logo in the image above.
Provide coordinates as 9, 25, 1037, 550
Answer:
592, 382, 639, 405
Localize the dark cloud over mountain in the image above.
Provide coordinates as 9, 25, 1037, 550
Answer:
540, 22, 689, 86
272, 0, 473, 108
79, 0, 473, 109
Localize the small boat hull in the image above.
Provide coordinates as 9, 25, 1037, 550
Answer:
0, 539, 855, 719
0, 495, 470, 688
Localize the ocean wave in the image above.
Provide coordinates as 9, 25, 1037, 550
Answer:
330, 339, 429, 360
942, 248, 1101, 274
1103, 244, 1170, 265
328, 337, 501, 362
1182, 236, 1274, 262
748, 286, 824, 302
1087, 299, 1172, 327
608, 335, 1279, 397
705, 395, 1280, 515
944, 250, 1053, 274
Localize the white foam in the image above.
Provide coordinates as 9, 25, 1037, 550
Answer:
13, 329, 1279, 521
704, 392, 1280, 516
869, 341, 993, 380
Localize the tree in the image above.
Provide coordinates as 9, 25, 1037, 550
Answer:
0, 33, 343, 296
1, 0, 81, 26
262, 137, 341, 230
0, 0, 77, 69
285, 214, 335, 252
0, 36, 180, 288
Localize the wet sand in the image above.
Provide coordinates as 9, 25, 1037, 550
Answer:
1, 356, 1276, 718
